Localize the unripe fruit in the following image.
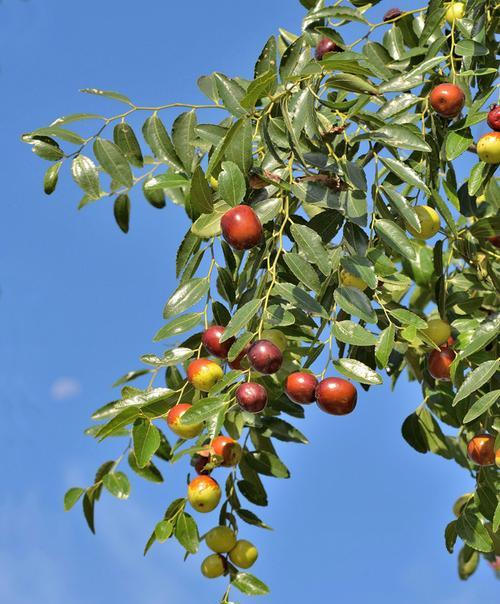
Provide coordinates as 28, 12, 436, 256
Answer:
285, 372, 318, 404
423, 319, 452, 347
201, 554, 226, 578
211, 436, 242, 467
487, 105, 500, 131
383, 8, 403, 22
202, 325, 235, 359
209, 176, 219, 190
477, 132, 500, 164
167, 404, 204, 439
453, 493, 473, 517
445, 2, 465, 23
187, 475, 221, 513
429, 83, 465, 118
249, 173, 267, 190
228, 343, 250, 370
315, 377, 357, 415
407, 206, 440, 239
260, 329, 287, 352
428, 347, 456, 381
235, 382, 268, 413
187, 358, 224, 392
340, 269, 368, 291
229, 540, 258, 569
205, 526, 237, 553
247, 339, 283, 374
315, 37, 341, 60
467, 434, 496, 466
220, 205, 263, 251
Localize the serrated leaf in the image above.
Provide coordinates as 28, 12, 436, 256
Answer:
153, 313, 202, 342
163, 278, 210, 319
179, 397, 228, 425
103, 472, 130, 499
218, 161, 246, 206
133, 419, 161, 468
334, 286, 377, 324
80, 88, 133, 105
190, 166, 214, 214
453, 360, 500, 406
93, 138, 133, 188
175, 512, 199, 554
272, 282, 328, 318
290, 223, 330, 276
379, 156, 430, 195
113, 122, 143, 168
463, 390, 500, 424
332, 321, 377, 347
333, 358, 382, 385
71, 155, 101, 199
220, 299, 261, 342
375, 324, 395, 368
375, 219, 416, 260
64, 487, 84, 511
232, 572, 270, 596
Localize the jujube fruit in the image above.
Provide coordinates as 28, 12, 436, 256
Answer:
429, 83, 465, 118
423, 319, 452, 347
228, 343, 250, 370
467, 434, 496, 466
285, 372, 318, 404
315, 37, 341, 60
166, 403, 203, 439
487, 105, 500, 131
201, 554, 226, 578
220, 205, 263, 250
205, 526, 237, 553
187, 475, 221, 513
315, 377, 357, 415
229, 539, 258, 569
428, 347, 456, 381
211, 436, 242, 467
477, 132, 500, 164
202, 325, 234, 359
383, 8, 403, 22
445, 2, 465, 23
235, 382, 268, 413
247, 339, 283, 374
487, 235, 500, 248
407, 206, 441, 239
187, 358, 224, 392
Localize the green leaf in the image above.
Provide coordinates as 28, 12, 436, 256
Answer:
445, 520, 458, 553
252, 197, 283, 224
290, 224, 330, 276
254, 36, 277, 78
375, 324, 395, 368
190, 166, 214, 214
378, 57, 446, 92
179, 397, 228, 425
375, 220, 416, 260
144, 172, 189, 191
332, 321, 377, 347
153, 313, 202, 342
191, 202, 230, 238
64, 487, 84, 511
459, 314, 500, 359
381, 186, 421, 233
283, 252, 320, 292
241, 71, 276, 110
175, 513, 199, 554
333, 358, 382, 385
44, 162, 61, 195
214, 73, 246, 117
172, 111, 197, 173
128, 451, 164, 482
463, 390, 500, 424
220, 299, 261, 342
453, 360, 500, 406
112, 369, 150, 388
95, 407, 138, 440
388, 308, 427, 329
103, 472, 131, 499
218, 161, 246, 206
325, 73, 378, 95
340, 255, 377, 290
142, 114, 184, 171
334, 286, 377, 324
236, 508, 273, 530
272, 282, 328, 319
455, 40, 488, 56
93, 138, 133, 188
141, 347, 194, 367
155, 519, 174, 543
71, 155, 101, 199
113, 194, 130, 233
246, 451, 290, 478
379, 157, 430, 195
353, 125, 431, 153
401, 412, 428, 454
163, 278, 210, 319
259, 417, 308, 444
232, 572, 270, 596
82, 490, 96, 534
133, 419, 161, 468
446, 130, 473, 161
456, 509, 494, 553
113, 122, 143, 168
80, 88, 134, 105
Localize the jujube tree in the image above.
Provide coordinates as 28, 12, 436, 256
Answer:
23, 0, 500, 599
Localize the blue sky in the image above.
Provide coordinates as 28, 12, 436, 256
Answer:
0, 0, 497, 602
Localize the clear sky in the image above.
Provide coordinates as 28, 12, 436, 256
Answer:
0, 1, 497, 603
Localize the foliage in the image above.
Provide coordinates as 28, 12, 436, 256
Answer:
24, 0, 499, 598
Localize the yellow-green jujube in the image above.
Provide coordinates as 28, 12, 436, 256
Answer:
228, 540, 258, 569
477, 132, 500, 164
340, 269, 368, 291
407, 206, 440, 239
201, 554, 226, 578
445, 2, 465, 23
423, 319, 452, 347
205, 526, 237, 553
